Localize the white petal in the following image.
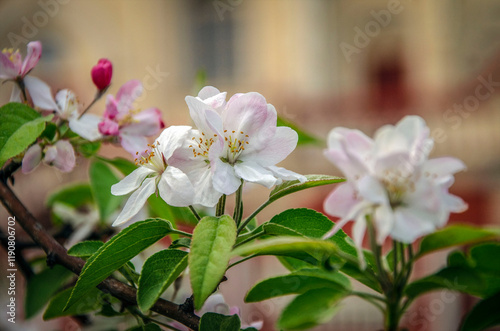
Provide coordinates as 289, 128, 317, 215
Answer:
234, 161, 277, 188
157, 167, 195, 207
223, 92, 271, 139
50, 140, 76, 173
10, 84, 22, 102
323, 182, 359, 218
188, 165, 222, 207
112, 177, 156, 226
267, 165, 306, 183
357, 175, 388, 205
111, 167, 156, 196
423, 157, 466, 177
212, 159, 241, 195
247, 126, 298, 166
22, 144, 42, 173
155, 125, 192, 161
120, 134, 148, 156
185, 95, 223, 134
23, 76, 58, 110
390, 207, 437, 243
69, 114, 103, 141
352, 215, 367, 269
373, 204, 394, 244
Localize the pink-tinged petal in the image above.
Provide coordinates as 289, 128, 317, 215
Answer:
55, 89, 78, 119
120, 107, 163, 137
373, 151, 413, 179
395, 115, 433, 163
423, 157, 466, 177
185, 95, 224, 134
390, 207, 437, 243
98, 118, 120, 136
267, 165, 306, 183
223, 92, 270, 138
155, 125, 192, 161
443, 193, 468, 214
112, 177, 156, 226
373, 125, 409, 160
326, 127, 373, 161
323, 182, 359, 219
352, 214, 367, 269
104, 94, 119, 119
373, 203, 394, 244
23, 76, 57, 110
197, 86, 227, 110
212, 159, 241, 195
111, 166, 156, 196
20, 41, 42, 76
22, 144, 42, 173
120, 134, 149, 156
234, 161, 277, 188
116, 79, 143, 112
246, 126, 298, 166
43, 140, 75, 173
357, 175, 388, 205
10, 84, 21, 102
69, 114, 102, 141
0, 51, 19, 79
158, 166, 195, 207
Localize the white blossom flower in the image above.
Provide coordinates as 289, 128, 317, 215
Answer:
22, 140, 76, 173
323, 116, 467, 257
110, 126, 195, 226
171, 86, 305, 206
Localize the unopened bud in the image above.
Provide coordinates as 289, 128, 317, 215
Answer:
91, 58, 113, 91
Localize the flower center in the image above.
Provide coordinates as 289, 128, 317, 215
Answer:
2, 48, 19, 63
223, 130, 249, 164
134, 142, 166, 173
118, 108, 142, 126
380, 169, 415, 208
189, 132, 217, 159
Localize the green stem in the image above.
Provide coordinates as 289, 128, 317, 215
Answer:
227, 254, 257, 269
237, 200, 271, 233
233, 182, 244, 226
216, 194, 226, 217
171, 229, 192, 238
233, 230, 265, 248
366, 218, 390, 292
188, 205, 201, 221
16, 78, 28, 104
352, 291, 385, 312
392, 240, 398, 282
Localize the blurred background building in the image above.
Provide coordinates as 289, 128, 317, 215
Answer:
0, 0, 500, 330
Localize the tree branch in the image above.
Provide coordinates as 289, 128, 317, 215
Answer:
0, 180, 200, 330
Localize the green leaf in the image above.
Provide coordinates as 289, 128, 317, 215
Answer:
64, 218, 175, 311
169, 237, 191, 249
199, 312, 241, 331
277, 288, 348, 330
137, 249, 188, 312
405, 266, 485, 299
232, 236, 337, 260
416, 225, 500, 258
460, 291, 500, 331
189, 215, 237, 310
25, 265, 73, 318
97, 156, 137, 175
40, 122, 57, 141
89, 160, 123, 220
148, 194, 197, 225
277, 116, 323, 146
0, 102, 53, 167
245, 268, 350, 302
469, 243, 500, 274
76, 140, 101, 157
46, 183, 94, 208
269, 175, 344, 204
43, 287, 102, 320
67, 241, 104, 259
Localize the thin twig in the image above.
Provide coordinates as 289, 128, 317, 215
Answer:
0, 180, 200, 330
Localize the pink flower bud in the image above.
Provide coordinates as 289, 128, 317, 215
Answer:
91, 58, 113, 91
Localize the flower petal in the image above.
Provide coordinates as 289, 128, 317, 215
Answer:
0, 51, 19, 79
212, 159, 241, 195
423, 157, 466, 177
22, 144, 42, 173
185, 95, 224, 135
267, 165, 306, 184
197, 86, 227, 111
120, 107, 163, 137
185, 165, 222, 207
390, 207, 437, 243
156, 125, 193, 160
112, 177, 156, 226
20, 41, 42, 76
44, 140, 76, 173
10, 83, 21, 102
158, 166, 195, 207
111, 166, 156, 196
323, 182, 360, 219
69, 114, 103, 141
23, 76, 58, 110
234, 161, 277, 188
223, 92, 270, 138
120, 134, 149, 156
246, 126, 298, 166
116, 79, 143, 113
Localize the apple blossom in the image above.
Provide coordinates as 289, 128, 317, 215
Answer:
110, 126, 195, 226
323, 116, 467, 260
173, 86, 305, 205
98, 79, 165, 155
91, 58, 113, 91
22, 140, 76, 173
0, 41, 57, 110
